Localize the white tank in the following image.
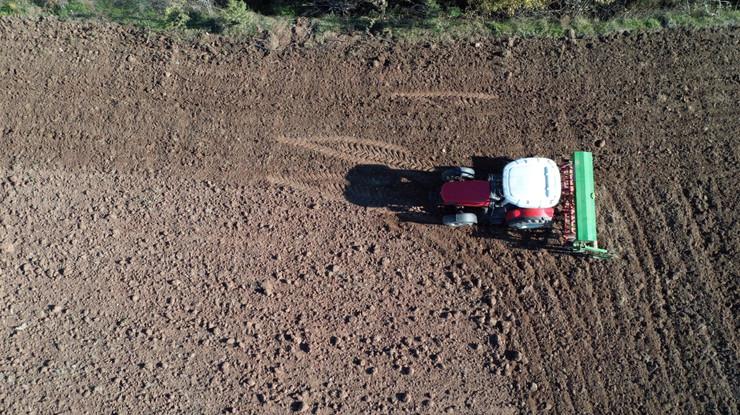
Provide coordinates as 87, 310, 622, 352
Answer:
502, 157, 562, 208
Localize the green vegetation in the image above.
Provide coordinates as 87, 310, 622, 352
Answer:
0, 0, 737, 40
0, 0, 31, 15
476, 0, 551, 16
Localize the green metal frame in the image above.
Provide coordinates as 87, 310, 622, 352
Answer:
571, 151, 610, 257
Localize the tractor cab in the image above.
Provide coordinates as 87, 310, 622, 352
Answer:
502, 158, 561, 208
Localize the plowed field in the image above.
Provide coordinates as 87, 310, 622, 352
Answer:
1, 17, 738, 414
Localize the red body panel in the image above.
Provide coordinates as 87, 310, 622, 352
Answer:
505, 207, 555, 222
440, 180, 490, 207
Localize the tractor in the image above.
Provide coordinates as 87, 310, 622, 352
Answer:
439, 151, 609, 256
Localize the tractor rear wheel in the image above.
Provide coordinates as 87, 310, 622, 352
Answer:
441, 167, 475, 182
442, 212, 478, 227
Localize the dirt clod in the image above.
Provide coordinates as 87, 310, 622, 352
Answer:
219, 362, 230, 373
257, 280, 274, 296
2, 242, 15, 254
290, 400, 306, 412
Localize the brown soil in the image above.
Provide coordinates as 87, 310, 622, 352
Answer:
0, 17, 738, 414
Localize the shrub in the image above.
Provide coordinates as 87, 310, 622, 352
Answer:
221, 0, 250, 25
473, 0, 551, 16
163, 0, 191, 28
305, 0, 388, 16
218, 0, 284, 36
0, 0, 26, 15
32, 0, 68, 9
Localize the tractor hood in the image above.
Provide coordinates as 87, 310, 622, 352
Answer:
503, 157, 561, 208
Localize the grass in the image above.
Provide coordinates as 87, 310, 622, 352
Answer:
0, 0, 738, 42
0, 0, 33, 16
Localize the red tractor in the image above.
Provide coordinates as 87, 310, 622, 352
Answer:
439, 152, 609, 256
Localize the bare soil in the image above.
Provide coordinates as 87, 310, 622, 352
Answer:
0, 17, 738, 414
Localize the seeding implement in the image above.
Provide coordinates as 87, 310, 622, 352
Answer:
439, 151, 609, 257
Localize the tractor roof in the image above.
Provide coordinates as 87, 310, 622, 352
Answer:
503, 158, 562, 208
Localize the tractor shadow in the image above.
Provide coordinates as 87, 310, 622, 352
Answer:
343, 157, 574, 255
343, 164, 440, 224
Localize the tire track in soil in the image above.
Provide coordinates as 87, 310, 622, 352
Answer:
597, 189, 653, 405
633, 185, 704, 410
390, 91, 499, 101
576, 190, 641, 411
459, 244, 563, 413
269, 135, 433, 204
587, 192, 630, 292
540, 266, 610, 413
562, 265, 617, 409
502, 255, 580, 413
265, 173, 348, 203
653, 178, 736, 412
290, 136, 411, 153
646, 181, 729, 387
638, 182, 699, 407
661, 178, 737, 410
328, 141, 427, 170
274, 135, 431, 171
527, 266, 591, 413
480, 232, 597, 412
510, 259, 581, 414
610, 189, 681, 407
533, 260, 606, 414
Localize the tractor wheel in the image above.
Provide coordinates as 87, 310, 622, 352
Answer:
508, 217, 552, 230
442, 213, 478, 227
441, 167, 475, 182
505, 207, 554, 230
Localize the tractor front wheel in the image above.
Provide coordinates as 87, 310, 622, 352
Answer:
507, 217, 552, 230
443, 212, 478, 227
506, 208, 554, 230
